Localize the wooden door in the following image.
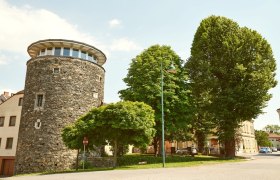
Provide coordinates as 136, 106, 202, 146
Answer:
2, 159, 14, 176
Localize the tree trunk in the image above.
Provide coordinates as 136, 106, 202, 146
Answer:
195, 131, 205, 153
224, 137, 235, 157
75, 149, 80, 171
113, 140, 118, 168
153, 137, 159, 157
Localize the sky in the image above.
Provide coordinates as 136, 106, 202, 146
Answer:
0, 0, 279, 130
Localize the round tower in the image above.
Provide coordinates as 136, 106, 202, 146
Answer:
15, 39, 106, 173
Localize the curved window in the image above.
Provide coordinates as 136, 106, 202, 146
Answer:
54, 47, 61, 56
88, 54, 93, 61
37, 47, 98, 63
72, 49, 79, 58
81, 51, 87, 59
47, 48, 52, 55
63, 48, 70, 56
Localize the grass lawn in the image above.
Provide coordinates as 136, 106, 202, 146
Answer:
117, 154, 245, 169
14, 155, 245, 177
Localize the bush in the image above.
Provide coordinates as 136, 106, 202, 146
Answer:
79, 160, 93, 169
117, 155, 216, 166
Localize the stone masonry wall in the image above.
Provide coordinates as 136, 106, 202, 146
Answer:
15, 56, 105, 174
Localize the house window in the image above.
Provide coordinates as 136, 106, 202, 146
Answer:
63, 48, 70, 56
72, 49, 79, 58
54, 47, 61, 56
81, 51, 86, 59
93, 56, 97, 63
40, 49, 46, 56
18, 97, 23, 106
47, 48, 53, 55
5, 138, 13, 149
88, 54, 93, 61
9, 116, 16, 126
93, 92, 98, 99
53, 68, 60, 74
0, 117, 4, 127
36, 94, 44, 107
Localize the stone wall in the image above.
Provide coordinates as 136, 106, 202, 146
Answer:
15, 56, 105, 174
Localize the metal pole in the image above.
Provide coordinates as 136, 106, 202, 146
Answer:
161, 61, 165, 168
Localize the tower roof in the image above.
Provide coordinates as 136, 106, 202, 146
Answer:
27, 39, 107, 65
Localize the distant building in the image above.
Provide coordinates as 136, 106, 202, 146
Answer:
236, 120, 258, 154
207, 120, 258, 155
268, 133, 280, 149
0, 91, 24, 176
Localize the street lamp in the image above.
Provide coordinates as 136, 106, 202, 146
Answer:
160, 60, 176, 168
160, 60, 165, 168
277, 108, 280, 121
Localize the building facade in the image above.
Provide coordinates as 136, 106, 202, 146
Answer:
207, 120, 258, 155
268, 133, 280, 149
15, 39, 106, 174
0, 91, 23, 176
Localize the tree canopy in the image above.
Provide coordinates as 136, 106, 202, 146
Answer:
119, 45, 193, 154
263, 125, 280, 134
62, 101, 156, 167
185, 15, 277, 157
255, 130, 272, 147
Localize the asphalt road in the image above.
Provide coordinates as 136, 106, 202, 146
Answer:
3, 152, 280, 180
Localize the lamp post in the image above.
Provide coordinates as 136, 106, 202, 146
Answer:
160, 60, 176, 168
160, 60, 166, 168
277, 108, 280, 121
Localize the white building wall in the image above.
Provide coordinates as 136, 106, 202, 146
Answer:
0, 93, 23, 157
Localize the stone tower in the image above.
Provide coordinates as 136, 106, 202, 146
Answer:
15, 39, 106, 174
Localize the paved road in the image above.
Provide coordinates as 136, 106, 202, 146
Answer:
3, 153, 280, 180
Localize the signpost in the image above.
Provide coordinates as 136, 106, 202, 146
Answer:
82, 137, 88, 170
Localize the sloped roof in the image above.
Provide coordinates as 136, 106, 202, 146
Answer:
268, 133, 280, 138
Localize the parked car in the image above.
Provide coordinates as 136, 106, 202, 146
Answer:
176, 147, 198, 156
271, 147, 277, 152
259, 147, 272, 153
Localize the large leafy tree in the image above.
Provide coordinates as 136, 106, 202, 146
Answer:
185, 16, 277, 157
119, 45, 192, 155
62, 101, 156, 167
263, 125, 280, 134
255, 130, 272, 147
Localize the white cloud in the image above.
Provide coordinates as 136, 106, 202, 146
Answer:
109, 19, 121, 28
0, 53, 8, 65
0, 0, 105, 58
110, 38, 141, 52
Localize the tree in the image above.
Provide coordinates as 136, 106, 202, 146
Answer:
185, 16, 277, 157
255, 130, 272, 147
119, 45, 192, 155
263, 125, 280, 134
63, 101, 156, 167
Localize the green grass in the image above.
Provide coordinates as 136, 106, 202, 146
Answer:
117, 155, 244, 169
12, 155, 245, 177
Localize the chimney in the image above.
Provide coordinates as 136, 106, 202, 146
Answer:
4, 91, 9, 97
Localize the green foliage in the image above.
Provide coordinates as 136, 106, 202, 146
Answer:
62, 101, 156, 166
263, 125, 280, 134
117, 154, 234, 166
255, 130, 272, 147
119, 45, 193, 143
185, 15, 277, 156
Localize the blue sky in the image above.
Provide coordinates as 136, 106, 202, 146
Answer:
0, 0, 279, 129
